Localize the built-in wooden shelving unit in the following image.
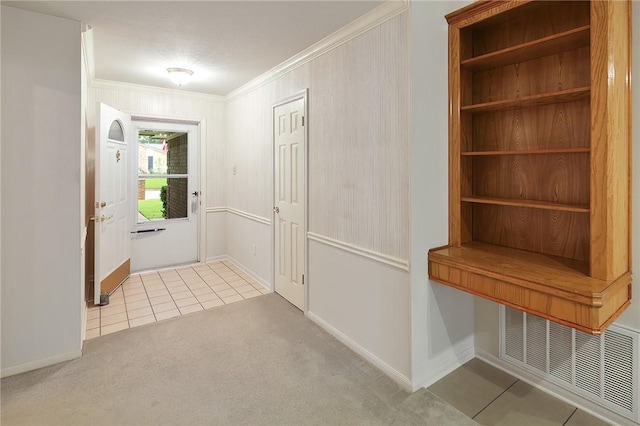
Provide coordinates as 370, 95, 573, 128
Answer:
428, 0, 632, 334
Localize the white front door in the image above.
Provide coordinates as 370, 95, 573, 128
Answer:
273, 97, 305, 310
95, 103, 132, 304
131, 120, 200, 271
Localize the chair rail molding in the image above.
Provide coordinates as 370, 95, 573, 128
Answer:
307, 232, 410, 271
206, 207, 270, 226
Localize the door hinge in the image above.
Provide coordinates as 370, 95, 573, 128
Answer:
302, 116, 305, 126
302, 274, 305, 285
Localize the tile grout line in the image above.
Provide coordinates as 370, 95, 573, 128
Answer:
142, 274, 160, 319
158, 268, 184, 315
87, 261, 262, 339
135, 273, 158, 324
121, 284, 132, 332
177, 266, 204, 313
471, 379, 519, 420
562, 407, 578, 426
193, 263, 229, 306
199, 264, 242, 302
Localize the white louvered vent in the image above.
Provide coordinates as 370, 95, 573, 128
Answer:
501, 307, 639, 423
505, 307, 524, 362
549, 321, 572, 384
575, 331, 602, 397
526, 314, 547, 373
604, 332, 635, 412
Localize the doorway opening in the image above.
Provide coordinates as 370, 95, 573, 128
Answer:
136, 129, 189, 222
131, 120, 200, 272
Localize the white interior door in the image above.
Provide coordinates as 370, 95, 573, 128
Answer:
274, 97, 305, 310
130, 120, 199, 271
95, 103, 132, 304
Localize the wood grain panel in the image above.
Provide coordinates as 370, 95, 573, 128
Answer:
449, 24, 465, 247
589, 0, 631, 281
462, 87, 589, 113
472, 204, 589, 261
472, 99, 590, 151
100, 258, 130, 295
472, 47, 590, 104
428, 242, 632, 334
472, 153, 589, 205
471, 1, 590, 57
439, 0, 632, 335
462, 26, 590, 72
428, 259, 631, 334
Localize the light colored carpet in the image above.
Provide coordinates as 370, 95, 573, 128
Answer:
1, 294, 476, 426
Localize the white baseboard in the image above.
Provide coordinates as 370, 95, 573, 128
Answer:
206, 255, 272, 291
205, 255, 227, 263
1, 350, 82, 379
307, 311, 413, 392
224, 255, 272, 291
413, 345, 476, 391
475, 349, 635, 426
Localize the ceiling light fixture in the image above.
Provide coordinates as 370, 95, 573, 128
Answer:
167, 67, 193, 86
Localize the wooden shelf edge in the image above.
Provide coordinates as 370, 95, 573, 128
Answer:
428, 269, 630, 335
461, 25, 590, 72
445, 0, 520, 26
461, 196, 590, 213
427, 246, 632, 334
461, 148, 590, 156
461, 87, 590, 113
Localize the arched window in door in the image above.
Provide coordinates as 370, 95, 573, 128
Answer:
108, 120, 125, 141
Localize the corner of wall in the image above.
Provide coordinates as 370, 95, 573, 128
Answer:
409, 0, 476, 389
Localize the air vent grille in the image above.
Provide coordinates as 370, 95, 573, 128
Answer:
505, 307, 524, 362
604, 332, 634, 412
549, 321, 572, 384
501, 306, 639, 422
575, 331, 602, 397
526, 314, 547, 373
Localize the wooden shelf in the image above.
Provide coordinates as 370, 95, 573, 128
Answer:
461, 87, 590, 113
461, 148, 590, 156
434, 0, 631, 335
461, 196, 589, 213
461, 26, 590, 71
428, 242, 631, 334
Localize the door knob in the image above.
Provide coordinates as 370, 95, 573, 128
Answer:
100, 201, 107, 208
273, 207, 279, 214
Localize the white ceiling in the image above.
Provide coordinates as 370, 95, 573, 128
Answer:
2, 1, 384, 96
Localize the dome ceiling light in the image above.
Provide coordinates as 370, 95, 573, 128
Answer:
167, 67, 193, 86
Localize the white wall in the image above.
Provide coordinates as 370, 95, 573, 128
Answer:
89, 81, 227, 261
224, 212, 271, 287
410, 0, 475, 389
474, 1, 640, 357
225, 12, 413, 381
1, 6, 83, 375
308, 241, 411, 387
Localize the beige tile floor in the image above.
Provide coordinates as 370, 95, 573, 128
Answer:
429, 358, 611, 426
85, 260, 269, 339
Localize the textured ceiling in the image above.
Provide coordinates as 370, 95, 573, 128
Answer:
2, 1, 384, 96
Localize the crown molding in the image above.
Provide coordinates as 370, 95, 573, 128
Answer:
87, 0, 407, 103
91, 78, 226, 103
226, 0, 409, 100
